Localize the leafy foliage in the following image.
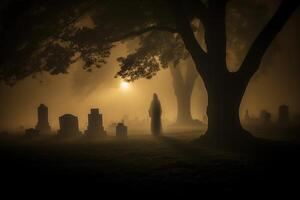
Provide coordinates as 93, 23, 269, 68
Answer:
0, 0, 97, 85
0, 0, 178, 85
0, 0, 298, 87
116, 31, 188, 81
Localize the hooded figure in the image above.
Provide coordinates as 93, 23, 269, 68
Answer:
149, 93, 162, 135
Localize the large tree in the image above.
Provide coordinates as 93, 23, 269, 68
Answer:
0, 0, 298, 143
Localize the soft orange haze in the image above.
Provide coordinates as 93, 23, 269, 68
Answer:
0, 4, 299, 132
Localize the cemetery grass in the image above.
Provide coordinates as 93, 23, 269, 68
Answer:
0, 130, 300, 194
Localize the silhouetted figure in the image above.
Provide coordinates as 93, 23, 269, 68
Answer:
58, 114, 80, 136
116, 122, 128, 137
278, 104, 289, 125
35, 104, 51, 134
85, 108, 106, 136
149, 93, 162, 136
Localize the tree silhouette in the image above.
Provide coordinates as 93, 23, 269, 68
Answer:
0, 0, 298, 143
169, 59, 198, 125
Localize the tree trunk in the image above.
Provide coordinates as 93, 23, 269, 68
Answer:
169, 60, 197, 125
173, 0, 298, 144
176, 89, 193, 124
204, 75, 252, 144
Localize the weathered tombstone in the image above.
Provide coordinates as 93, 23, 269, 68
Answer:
35, 104, 51, 134
84, 108, 106, 136
116, 122, 128, 137
278, 104, 289, 125
25, 128, 39, 137
58, 114, 80, 136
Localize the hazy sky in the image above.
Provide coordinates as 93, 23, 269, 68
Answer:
0, 1, 299, 131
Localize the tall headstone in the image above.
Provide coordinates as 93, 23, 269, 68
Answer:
278, 104, 289, 124
85, 108, 106, 136
116, 122, 128, 137
58, 114, 80, 136
35, 104, 51, 134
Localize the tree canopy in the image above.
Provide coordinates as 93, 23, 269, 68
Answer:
1, 0, 294, 85
0, 0, 176, 85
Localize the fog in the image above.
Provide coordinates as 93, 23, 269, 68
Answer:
0, 2, 299, 133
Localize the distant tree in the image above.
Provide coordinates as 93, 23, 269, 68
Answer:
0, 0, 298, 143
169, 59, 198, 125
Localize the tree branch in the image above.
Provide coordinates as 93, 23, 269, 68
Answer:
203, 0, 228, 73
238, 1, 299, 81
108, 25, 178, 43
189, 0, 208, 22
173, 0, 208, 79
53, 0, 99, 40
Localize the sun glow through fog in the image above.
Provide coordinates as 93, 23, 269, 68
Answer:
120, 81, 130, 90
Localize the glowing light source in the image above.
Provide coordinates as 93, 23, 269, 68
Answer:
120, 81, 130, 90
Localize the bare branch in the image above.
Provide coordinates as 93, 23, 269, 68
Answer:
238, 1, 299, 81
188, 0, 208, 22
173, 0, 208, 79
203, 0, 228, 72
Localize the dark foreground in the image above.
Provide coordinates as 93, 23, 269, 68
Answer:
0, 131, 300, 195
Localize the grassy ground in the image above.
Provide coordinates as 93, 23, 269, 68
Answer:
0, 130, 300, 194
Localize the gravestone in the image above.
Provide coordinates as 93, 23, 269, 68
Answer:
25, 128, 39, 137
58, 114, 80, 136
116, 122, 128, 137
35, 104, 51, 134
85, 108, 106, 136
